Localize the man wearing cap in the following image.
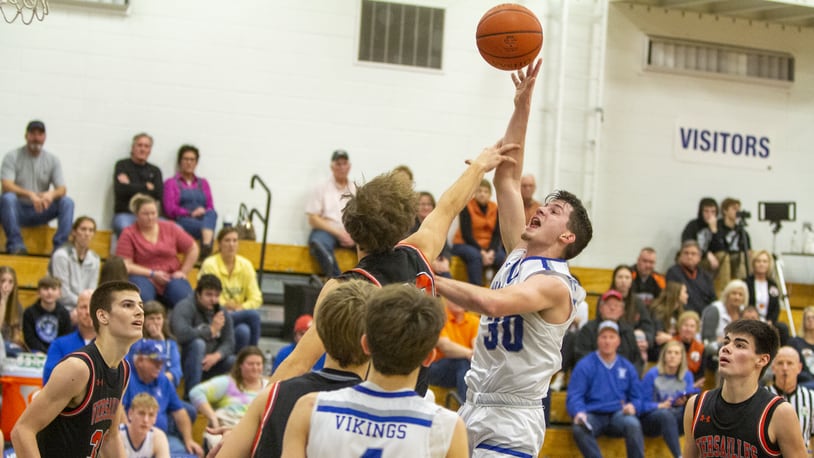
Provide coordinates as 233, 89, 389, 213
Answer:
272, 314, 325, 374
0, 120, 74, 254
113, 132, 163, 236
305, 150, 356, 278
574, 289, 645, 374
124, 338, 203, 457
567, 319, 646, 458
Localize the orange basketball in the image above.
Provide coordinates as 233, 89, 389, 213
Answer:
476, 4, 543, 71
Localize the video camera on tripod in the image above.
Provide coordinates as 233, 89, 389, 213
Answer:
758, 201, 797, 336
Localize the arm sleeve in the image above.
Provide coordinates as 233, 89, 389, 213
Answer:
113, 160, 145, 201
1, 152, 16, 182
162, 178, 187, 219
173, 224, 195, 257
152, 168, 164, 205
566, 360, 589, 416
189, 375, 229, 408
115, 227, 136, 260
241, 261, 263, 309
628, 361, 646, 414
50, 156, 66, 188
638, 369, 659, 414
202, 178, 214, 211
167, 340, 183, 387
170, 303, 210, 345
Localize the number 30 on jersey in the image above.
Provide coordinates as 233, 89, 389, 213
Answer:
483, 315, 524, 351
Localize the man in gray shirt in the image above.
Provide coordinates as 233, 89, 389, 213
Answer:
0, 120, 74, 254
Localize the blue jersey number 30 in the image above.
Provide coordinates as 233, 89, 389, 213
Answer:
483, 315, 524, 351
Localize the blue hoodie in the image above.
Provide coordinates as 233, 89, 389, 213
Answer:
566, 351, 644, 416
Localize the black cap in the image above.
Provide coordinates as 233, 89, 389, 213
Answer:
331, 149, 349, 162
26, 120, 45, 133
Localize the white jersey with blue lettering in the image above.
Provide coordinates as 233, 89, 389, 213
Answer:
306, 381, 458, 458
465, 248, 584, 401
119, 423, 155, 458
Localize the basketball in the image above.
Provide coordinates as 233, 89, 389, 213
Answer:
476, 4, 543, 71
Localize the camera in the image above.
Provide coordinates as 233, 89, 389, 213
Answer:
736, 210, 751, 219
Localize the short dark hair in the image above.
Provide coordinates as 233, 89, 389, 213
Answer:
177, 144, 199, 165
316, 280, 376, 368
91, 281, 141, 332
723, 319, 779, 378
196, 274, 222, 294
696, 197, 718, 220
216, 226, 239, 243
546, 190, 592, 259
37, 275, 61, 289
364, 284, 445, 376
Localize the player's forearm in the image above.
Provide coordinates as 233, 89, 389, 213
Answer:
10, 427, 41, 457
436, 277, 493, 316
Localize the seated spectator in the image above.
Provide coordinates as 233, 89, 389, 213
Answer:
639, 340, 698, 458
1, 120, 74, 255
674, 311, 706, 388
163, 145, 217, 259
575, 289, 644, 374
170, 274, 236, 398
427, 298, 479, 403
123, 339, 203, 457
305, 150, 356, 278
0, 266, 25, 356
199, 227, 262, 351
128, 300, 183, 388
746, 249, 789, 345
681, 197, 720, 275
741, 305, 761, 321
118, 393, 171, 458
116, 193, 197, 308
605, 264, 655, 363
190, 346, 268, 450
709, 197, 751, 292
451, 179, 506, 285
631, 247, 665, 307
409, 191, 452, 278
22, 275, 71, 353
272, 314, 325, 375
100, 255, 129, 283
701, 279, 749, 365
789, 306, 814, 389
50, 216, 99, 317
666, 240, 716, 315
767, 346, 814, 447
113, 133, 163, 236
648, 281, 687, 361
567, 320, 645, 458
520, 174, 541, 225
43, 290, 95, 383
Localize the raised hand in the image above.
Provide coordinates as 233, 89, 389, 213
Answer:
512, 58, 542, 109
467, 141, 519, 172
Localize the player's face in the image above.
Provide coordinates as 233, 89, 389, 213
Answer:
72, 219, 96, 249
128, 406, 158, 433
523, 199, 574, 248
597, 329, 620, 357
240, 354, 264, 383
636, 251, 656, 276
718, 332, 764, 378
219, 232, 239, 257
613, 269, 632, 295
752, 253, 770, 276
130, 136, 152, 164
105, 291, 144, 341
663, 344, 683, 371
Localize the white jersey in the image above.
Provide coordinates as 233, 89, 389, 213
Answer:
119, 424, 156, 458
306, 381, 459, 458
465, 248, 584, 402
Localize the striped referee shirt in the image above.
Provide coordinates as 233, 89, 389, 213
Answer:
768, 384, 814, 440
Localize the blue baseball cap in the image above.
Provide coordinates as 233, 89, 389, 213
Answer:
132, 339, 168, 362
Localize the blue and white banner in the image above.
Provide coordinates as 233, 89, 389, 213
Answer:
673, 119, 774, 170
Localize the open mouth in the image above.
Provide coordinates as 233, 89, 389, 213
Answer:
719, 356, 730, 365
529, 217, 541, 228
132, 320, 143, 327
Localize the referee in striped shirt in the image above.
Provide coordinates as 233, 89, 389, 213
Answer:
768, 346, 814, 451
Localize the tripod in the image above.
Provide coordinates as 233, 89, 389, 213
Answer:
769, 219, 796, 337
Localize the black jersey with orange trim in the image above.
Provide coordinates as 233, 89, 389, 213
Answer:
37, 342, 130, 457
337, 243, 435, 295
691, 387, 783, 457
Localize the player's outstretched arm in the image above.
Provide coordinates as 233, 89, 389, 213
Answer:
403, 143, 518, 262
493, 59, 542, 253
11, 358, 90, 457
445, 417, 469, 458
770, 402, 808, 457
436, 274, 568, 318
280, 394, 317, 458
268, 279, 340, 383
214, 384, 272, 458
682, 395, 699, 458
100, 405, 127, 457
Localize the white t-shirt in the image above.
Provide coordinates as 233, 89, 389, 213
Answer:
304, 177, 356, 230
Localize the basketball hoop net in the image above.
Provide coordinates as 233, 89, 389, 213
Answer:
0, 0, 49, 25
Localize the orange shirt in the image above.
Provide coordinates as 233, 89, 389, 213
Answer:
453, 199, 498, 249
434, 308, 480, 362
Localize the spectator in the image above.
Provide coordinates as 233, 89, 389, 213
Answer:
427, 298, 479, 403
43, 290, 95, 383
22, 275, 71, 353
128, 300, 183, 388
391, 164, 414, 184
746, 249, 789, 345
199, 226, 262, 351
119, 393, 171, 458
163, 145, 217, 259
606, 264, 655, 362
648, 281, 687, 361
631, 247, 665, 307
100, 255, 129, 283
575, 289, 644, 374
409, 191, 452, 278
767, 346, 814, 449
123, 339, 203, 457
113, 132, 163, 236
50, 216, 99, 316
305, 149, 356, 278
272, 314, 325, 375
0, 266, 25, 356
701, 279, 749, 365
116, 193, 197, 308
520, 173, 541, 224
790, 306, 814, 389
741, 305, 761, 321
1, 120, 74, 254
567, 320, 645, 458
639, 340, 698, 458
666, 240, 716, 315
189, 346, 267, 450
451, 179, 506, 285
674, 311, 706, 388
681, 197, 720, 275
710, 197, 751, 292
170, 274, 236, 398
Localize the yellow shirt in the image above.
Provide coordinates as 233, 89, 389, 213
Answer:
199, 254, 263, 309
